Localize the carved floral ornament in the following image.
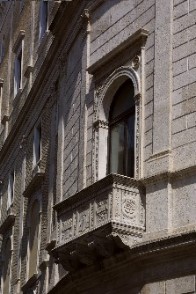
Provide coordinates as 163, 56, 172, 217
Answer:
95, 66, 140, 121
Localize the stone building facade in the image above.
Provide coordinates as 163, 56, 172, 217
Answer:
0, 0, 196, 293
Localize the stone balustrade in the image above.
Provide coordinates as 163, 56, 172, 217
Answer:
51, 174, 145, 271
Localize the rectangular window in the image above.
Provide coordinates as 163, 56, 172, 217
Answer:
39, 1, 48, 39
20, 0, 24, 12
0, 184, 2, 220
7, 171, 14, 210
0, 82, 3, 125
14, 44, 22, 97
0, 38, 5, 64
33, 124, 41, 167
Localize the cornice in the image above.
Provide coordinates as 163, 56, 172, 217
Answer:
49, 230, 196, 293
142, 165, 196, 185
87, 28, 149, 75
0, 210, 15, 235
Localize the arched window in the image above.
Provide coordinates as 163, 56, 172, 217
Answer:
28, 199, 40, 278
109, 79, 135, 177
3, 237, 11, 294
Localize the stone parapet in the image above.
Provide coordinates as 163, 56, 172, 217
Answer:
51, 174, 145, 271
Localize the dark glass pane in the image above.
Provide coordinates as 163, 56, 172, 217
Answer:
109, 79, 134, 120
125, 115, 135, 177
110, 122, 124, 174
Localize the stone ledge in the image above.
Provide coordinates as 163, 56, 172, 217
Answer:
23, 172, 44, 198
130, 230, 196, 259
87, 28, 149, 74
146, 149, 171, 162
48, 230, 196, 294
141, 164, 196, 185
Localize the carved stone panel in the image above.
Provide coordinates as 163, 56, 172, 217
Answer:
77, 206, 90, 235
60, 213, 73, 243
95, 196, 108, 226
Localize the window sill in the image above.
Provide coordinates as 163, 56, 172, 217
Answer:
24, 64, 33, 78
23, 166, 44, 198
0, 205, 15, 234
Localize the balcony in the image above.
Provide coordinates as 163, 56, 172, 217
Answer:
51, 174, 145, 271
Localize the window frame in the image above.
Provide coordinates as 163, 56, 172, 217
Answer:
108, 104, 136, 177
7, 170, 15, 211
39, 0, 48, 40
12, 30, 25, 99
33, 123, 42, 168
26, 194, 42, 282
14, 44, 22, 97
94, 66, 141, 182
0, 37, 5, 64
0, 79, 3, 129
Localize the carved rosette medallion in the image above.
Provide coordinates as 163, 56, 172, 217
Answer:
122, 198, 137, 220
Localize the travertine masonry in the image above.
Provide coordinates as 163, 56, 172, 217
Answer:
0, 0, 196, 293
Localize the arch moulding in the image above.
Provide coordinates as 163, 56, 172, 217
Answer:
94, 66, 141, 182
